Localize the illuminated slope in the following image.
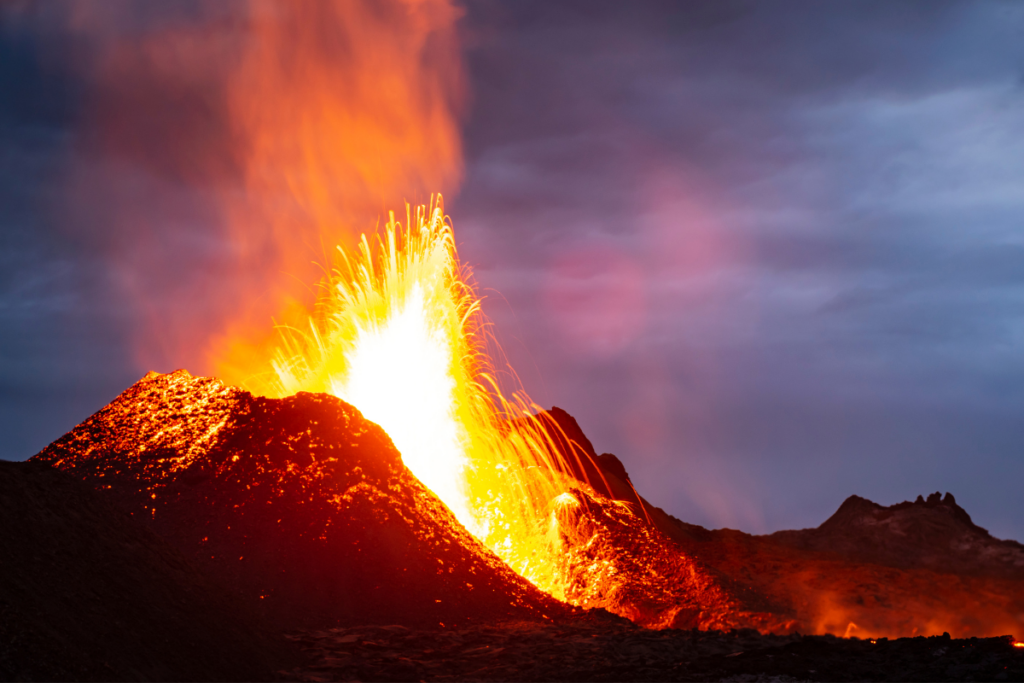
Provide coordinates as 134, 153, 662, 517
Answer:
31, 369, 788, 632
33, 369, 567, 629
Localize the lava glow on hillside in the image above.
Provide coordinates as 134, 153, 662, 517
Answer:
248, 196, 613, 601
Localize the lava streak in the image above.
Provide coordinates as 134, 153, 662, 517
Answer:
263, 198, 592, 598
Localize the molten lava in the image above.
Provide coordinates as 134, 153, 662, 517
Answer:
255, 198, 604, 599
270, 203, 476, 526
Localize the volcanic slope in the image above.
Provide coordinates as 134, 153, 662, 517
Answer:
32, 369, 567, 630
550, 415, 1024, 639
526, 408, 798, 633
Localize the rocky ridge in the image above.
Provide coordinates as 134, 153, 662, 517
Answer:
540, 413, 1024, 639
770, 492, 1024, 579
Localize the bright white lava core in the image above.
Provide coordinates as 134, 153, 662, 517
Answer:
331, 283, 474, 525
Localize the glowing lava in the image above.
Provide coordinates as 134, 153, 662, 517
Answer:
335, 281, 470, 523
264, 198, 590, 597
271, 208, 476, 526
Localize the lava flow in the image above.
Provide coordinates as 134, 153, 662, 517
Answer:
250, 197, 612, 601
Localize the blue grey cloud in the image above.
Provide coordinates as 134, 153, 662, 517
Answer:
3, 1, 1024, 541
451, 0, 1024, 538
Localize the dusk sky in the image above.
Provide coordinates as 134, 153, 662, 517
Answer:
3, 1, 1024, 540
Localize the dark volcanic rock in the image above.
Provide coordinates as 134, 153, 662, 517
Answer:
534, 408, 648, 513
284, 619, 1024, 682
544, 407, 1024, 639
531, 410, 797, 633
651, 499, 1024, 639
770, 492, 1024, 579
31, 370, 566, 631
549, 486, 796, 633
19, 371, 1024, 659
0, 459, 294, 681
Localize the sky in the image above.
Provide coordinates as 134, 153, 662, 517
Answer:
2, 1, 1024, 540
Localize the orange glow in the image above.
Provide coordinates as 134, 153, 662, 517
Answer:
74, 0, 466, 378
255, 198, 604, 598
222, 0, 463, 263
33, 0, 466, 377
1014, 640, 1024, 649
214, 0, 464, 369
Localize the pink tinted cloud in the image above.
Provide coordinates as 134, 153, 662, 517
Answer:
541, 244, 647, 360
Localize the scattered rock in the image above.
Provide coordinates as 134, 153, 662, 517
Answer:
283, 619, 1024, 682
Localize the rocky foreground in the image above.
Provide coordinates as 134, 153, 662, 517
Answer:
284, 620, 1024, 682
2, 462, 1021, 683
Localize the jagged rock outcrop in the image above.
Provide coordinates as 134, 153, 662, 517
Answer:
769, 492, 1024, 579
533, 409, 797, 632
537, 407, 644, 507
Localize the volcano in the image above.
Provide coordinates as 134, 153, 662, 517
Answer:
25, 369, 788, 633
20, 368, 1024, 646
6, 369, 1024, 679
29, 369, 565, 631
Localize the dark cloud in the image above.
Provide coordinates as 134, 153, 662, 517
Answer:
451, 0, 1024, 538
3, 1, 1024, 541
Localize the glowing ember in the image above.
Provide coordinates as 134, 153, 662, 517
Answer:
262, 198, 594, 597
1014, 640, 1024, 649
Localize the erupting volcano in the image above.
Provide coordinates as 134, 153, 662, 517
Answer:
5, 1, 1024, 680
11, 196, 1024, 680
25, 198, 1024, 645
254, 198, 609, 599
29, 200, 787, 633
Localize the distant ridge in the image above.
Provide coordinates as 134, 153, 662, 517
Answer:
769, 491, 1024, 579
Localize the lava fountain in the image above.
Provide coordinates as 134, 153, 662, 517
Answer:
253, 197, 605, 599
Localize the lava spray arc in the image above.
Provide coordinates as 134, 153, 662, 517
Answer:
256, 197, 610, 599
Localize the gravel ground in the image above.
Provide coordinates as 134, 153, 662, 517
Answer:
284, 619, 1024, 682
